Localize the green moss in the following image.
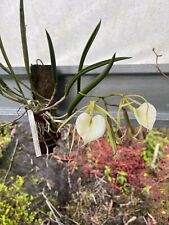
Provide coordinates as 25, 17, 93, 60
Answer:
0, 176, 42, 225
0, 124, 11, 159
141, 130, 169, 166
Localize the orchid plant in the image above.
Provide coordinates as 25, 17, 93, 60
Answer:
0, 0, 130, 155
0, 0, 157, 155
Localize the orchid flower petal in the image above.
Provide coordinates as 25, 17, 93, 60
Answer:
134, 102, 156, 130
76, 112, 106, 144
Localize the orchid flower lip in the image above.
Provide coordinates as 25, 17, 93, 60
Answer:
75, 112, 106, 144
134, 102, 156, 130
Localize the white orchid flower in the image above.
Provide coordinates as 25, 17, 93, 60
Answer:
134, 102, 156, 130
76, 112, 106, 144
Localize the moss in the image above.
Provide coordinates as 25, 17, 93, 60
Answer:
0, 176, 43, 225
0, 124, 11, 159
141, 130, 169, 166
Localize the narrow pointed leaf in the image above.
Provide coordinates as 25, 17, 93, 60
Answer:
0, 77, 8, 89
20, 0, 30, 77
0, 62, 37, 96
0, 36, 25, 97
0, 84, 26, 103
0, 91, 23, 103
65, 56, 131, 96
0, 77, 28, 100
0, 63, 49, 100
45, 30, 58, 107
0, 62, 11, 74
77, 20, 101, 92
67, 53, 116, 116
46, 30, 58, 84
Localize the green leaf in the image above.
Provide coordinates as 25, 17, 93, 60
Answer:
77, 20, 101, 92
44, 30, 59, 108
67, 53, 116, 116
45, 30, 58, 84
0, 77, 8, 89
0, 77, 28, 102
65, 56, 131, 96
20, 0, 30, 77
0, 63, 49, 101
0, 62, 11, 74
0, 86, 26, 103
0, 62, 33, 95
0, 64, 27, 96
0, 36, 25, 98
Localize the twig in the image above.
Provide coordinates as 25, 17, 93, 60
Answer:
124, 216, 137, 225
3, 138, 18, 183
120, 201, 132, 208
152, 48, 169, 80
147, 212, 157, 224
143, 216, 148, 225
41, 191, 64, 225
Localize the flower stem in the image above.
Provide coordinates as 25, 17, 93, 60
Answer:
102, 98, 117, 153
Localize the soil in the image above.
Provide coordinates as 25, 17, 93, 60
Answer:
0, 122, 169, 225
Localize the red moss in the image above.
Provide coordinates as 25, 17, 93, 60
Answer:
68, 138, 147, 189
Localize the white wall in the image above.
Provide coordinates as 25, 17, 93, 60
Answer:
1, 0, 169, 66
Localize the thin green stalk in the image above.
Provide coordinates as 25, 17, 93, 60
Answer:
103, 92, 124, 98
126, 94, 147, 102
95, 104, 118, 125
122, 108, 134, 135
103, 98, 117, 152
126, 97, 142, 106
106, 120, 117, 153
